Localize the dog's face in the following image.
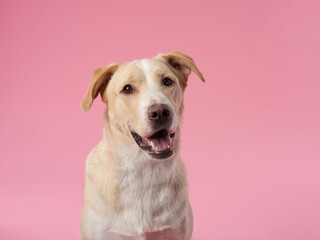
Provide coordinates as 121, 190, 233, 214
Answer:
82, 51, 205, 160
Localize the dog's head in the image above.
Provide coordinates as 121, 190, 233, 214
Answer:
81, 51, 205, 160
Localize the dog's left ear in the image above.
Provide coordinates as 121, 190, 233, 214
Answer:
81, 63, 121, 112
158, 51, 205, 88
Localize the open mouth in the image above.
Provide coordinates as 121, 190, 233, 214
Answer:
131, 129, 175, 160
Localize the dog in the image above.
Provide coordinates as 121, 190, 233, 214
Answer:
80, 51, 205, 240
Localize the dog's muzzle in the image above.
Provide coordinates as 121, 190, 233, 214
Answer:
131, 104, 176, 160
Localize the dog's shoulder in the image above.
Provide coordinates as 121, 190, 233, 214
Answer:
84, 141, 120, 210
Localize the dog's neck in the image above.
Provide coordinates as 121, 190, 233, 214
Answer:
94, 116, 188, 235
102, 116, 179, 179
102, 117, 187, 235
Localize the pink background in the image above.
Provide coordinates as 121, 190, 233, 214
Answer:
1, 0, 320, 239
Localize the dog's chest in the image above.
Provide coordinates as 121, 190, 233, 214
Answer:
113, 160, 182, 234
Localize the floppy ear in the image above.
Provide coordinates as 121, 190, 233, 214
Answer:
81, 63, 120, 112
158, 51, 205, 88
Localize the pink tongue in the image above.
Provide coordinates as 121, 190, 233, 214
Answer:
153, 137, 170, 149
146, 136, 170, 149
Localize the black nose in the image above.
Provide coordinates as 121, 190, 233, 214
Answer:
148, 104, 171, 124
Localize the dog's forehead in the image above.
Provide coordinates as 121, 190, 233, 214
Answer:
113, 61, 144, 80
113, 58, 172, 83
135, 58, 172, 76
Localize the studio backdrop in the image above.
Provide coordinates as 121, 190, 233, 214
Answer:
1, 0, 320, 239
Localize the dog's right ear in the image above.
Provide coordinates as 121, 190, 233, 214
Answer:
158, 51, 205, 89
81, 63, 120, 112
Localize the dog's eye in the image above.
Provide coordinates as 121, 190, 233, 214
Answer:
121, 84, 134, 94
162, 77, 174, 86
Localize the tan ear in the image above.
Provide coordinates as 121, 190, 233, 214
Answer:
81, 63, 120, 112
158, 51, 205, 87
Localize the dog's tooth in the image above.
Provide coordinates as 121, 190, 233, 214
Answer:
169, 137, 172, 145
151, 141, 155, 149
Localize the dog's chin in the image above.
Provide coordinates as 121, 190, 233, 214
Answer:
131, 129, 176, 160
